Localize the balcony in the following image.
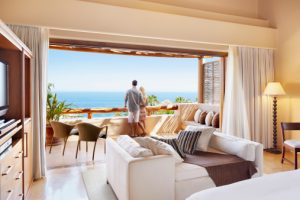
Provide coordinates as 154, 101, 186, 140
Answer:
46, 103, 199, 169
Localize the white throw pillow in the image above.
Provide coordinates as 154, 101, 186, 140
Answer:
205, 111, 214, 126
184, 125, 215, 151
135, 137, 183, 164
194, 109, 202, 123
117, 135, 153, 157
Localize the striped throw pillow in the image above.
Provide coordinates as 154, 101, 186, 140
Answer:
177, 131, 202, 154
151, 137, 185, 158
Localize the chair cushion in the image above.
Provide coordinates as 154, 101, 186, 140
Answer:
284, 140, 300, 148
175, 163, 208, 181
116, 135, 153, 157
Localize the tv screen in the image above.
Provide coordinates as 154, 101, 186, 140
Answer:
0, 61, 8, 117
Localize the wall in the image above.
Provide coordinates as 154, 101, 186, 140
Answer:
0, 0, 276, 51
258, 0, 300, 141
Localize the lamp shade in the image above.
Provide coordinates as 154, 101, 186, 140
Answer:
264, 82, 286, 96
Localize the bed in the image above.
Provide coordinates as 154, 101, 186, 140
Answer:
187, 170, 300, 200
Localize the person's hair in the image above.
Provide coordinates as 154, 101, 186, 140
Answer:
132, 80, 138, 86
139, 86, 146, 97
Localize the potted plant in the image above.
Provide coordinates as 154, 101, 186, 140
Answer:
46, 83, 71, 146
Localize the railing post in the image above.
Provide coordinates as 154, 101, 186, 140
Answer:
87, 112, 92, 119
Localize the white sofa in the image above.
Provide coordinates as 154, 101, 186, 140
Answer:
106, 132, 263, 200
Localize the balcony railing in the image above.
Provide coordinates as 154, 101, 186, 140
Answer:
62, 105, 179, 119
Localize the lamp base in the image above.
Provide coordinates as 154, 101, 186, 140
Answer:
265, 148, 282, 154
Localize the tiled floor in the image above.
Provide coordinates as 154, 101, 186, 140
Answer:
29, 143, 296, 200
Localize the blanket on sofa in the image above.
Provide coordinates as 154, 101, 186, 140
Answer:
184, 151, 257, 186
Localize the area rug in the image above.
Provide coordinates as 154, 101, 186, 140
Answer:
82, 164, 117, 200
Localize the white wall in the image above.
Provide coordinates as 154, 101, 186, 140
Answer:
258, 0, 300, 140
0, 0, 276, 50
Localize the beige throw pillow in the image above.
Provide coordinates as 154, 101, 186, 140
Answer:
135, 137, 183, 164
117, 135, 153, 157
205, 111, 214, 126
194, 109, 202, 123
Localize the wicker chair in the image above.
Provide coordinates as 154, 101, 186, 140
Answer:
75, 122, 108, 160
49, 121, 75, 155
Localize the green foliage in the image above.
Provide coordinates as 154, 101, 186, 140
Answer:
114, 112, 128, 117
175, 96, 192, 103
148, 95, 159, 106
47, 83, 72, 124
155, 110, 175, 115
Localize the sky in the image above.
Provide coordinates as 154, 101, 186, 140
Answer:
48, 49, 198, 92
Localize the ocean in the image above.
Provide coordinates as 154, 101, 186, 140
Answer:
56, 91, 197, 118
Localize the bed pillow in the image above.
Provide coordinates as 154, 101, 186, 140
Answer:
194, 109, 202, 123
135, 137, 183, 164
117, 135, 153, 157
184, 125, 215, 151
205, 111, 214, 126
151, 136, 185, 158
177, 130, 202, 154
212, 113, 220, 128
199, 111, 207, 124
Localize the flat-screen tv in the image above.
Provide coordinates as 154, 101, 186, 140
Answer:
0, 61, 8, 117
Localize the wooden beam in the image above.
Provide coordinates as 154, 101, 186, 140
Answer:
219, 56, 227, 129
49, 38, 228, 58
198, 57, 204, 103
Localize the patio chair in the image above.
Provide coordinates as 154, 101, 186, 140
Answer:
49, 121, 76, 155
75, 122, 108, 160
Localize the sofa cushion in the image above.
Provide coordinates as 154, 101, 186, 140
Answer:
194, 109, 202, 123
199, 111, 207, 124
209, 132, 256, 161
151, 136, 185, 158
212, 113, 220, 128
116, 135, 153, 157
178, 131, 202, 154
205, 111, 214, 126
134, 137, 183, 164
175, 163, 209, 181
185, 125, 215, 152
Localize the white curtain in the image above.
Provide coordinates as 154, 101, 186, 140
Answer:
9, 25, 48, 179
222, 46, 274, 148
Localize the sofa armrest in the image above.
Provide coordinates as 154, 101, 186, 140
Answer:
106, 138, 175, 200
209, 132, 263, 176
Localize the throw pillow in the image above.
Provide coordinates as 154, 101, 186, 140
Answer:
205, 111, 214, 126
177, 130, 202, 154
212, 113, 220, 128
151, 136, 185, 158
199, 111, 207, 124
193, 109, 202, 123
134, 137, 184, 164
184, 125, 215, 151
116, 135, 153, 157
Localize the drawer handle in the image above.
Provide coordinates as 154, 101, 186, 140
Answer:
2, 165, 13, 176
6, 189, 13, 200
15, 151, 23, 159
15, 171, 23, 180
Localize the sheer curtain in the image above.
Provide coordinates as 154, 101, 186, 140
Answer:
222, 46, 274, 148
9, 25, 48, 179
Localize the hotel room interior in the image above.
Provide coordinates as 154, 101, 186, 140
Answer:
1, 0, 300, 199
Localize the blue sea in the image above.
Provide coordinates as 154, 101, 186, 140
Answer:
56, 91, 197, 118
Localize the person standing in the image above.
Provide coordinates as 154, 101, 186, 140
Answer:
124, 80, 144, 137
139, 86, 148, 134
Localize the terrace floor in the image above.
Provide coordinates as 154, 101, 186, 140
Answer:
33, 140, 296, 200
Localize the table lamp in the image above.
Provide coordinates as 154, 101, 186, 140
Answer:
264, 82, 286, 154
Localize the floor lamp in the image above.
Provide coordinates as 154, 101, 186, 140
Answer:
264, 82, 286, 154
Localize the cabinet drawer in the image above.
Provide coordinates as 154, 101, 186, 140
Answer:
1, 180, 15, 200
13, 178, 23, 200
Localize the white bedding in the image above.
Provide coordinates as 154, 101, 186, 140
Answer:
187, 170, 300, 200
